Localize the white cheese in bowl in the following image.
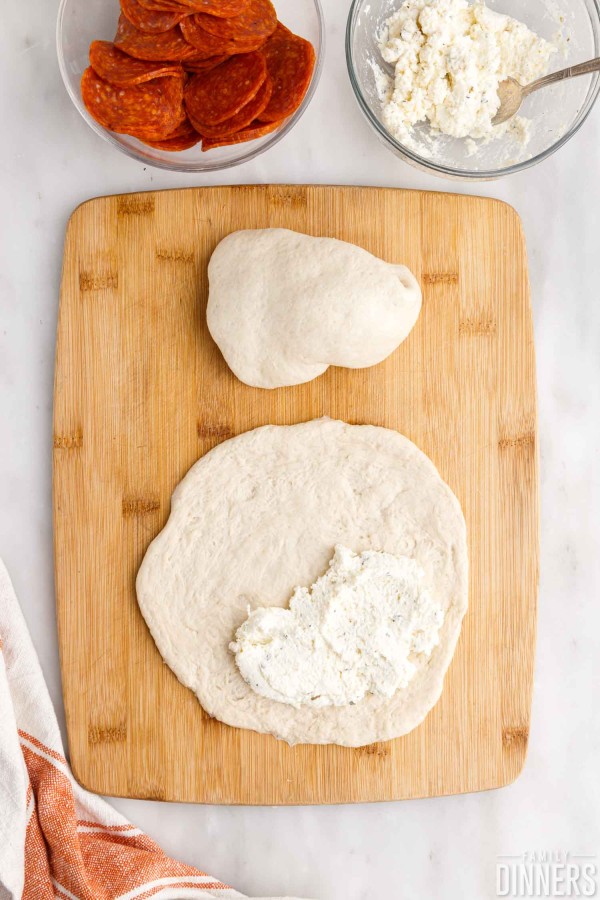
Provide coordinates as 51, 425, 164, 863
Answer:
378, 0, 556, 145
231, 545, 445, 709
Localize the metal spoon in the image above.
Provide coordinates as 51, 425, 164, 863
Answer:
493, 57, 600, 126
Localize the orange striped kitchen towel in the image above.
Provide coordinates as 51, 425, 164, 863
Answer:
0, 561, 308, 900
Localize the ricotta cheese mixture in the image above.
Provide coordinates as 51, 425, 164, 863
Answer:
378, 0, 556, 146
231, 545, 445, 709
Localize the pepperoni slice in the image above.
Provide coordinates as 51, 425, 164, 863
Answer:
258, 23, 316, 123
201, 118, 280, 150
115, 15, 197, 61
184, 54, 229, 72
81, 66, 185, 139
173, 0, 250, 14
140, 117, 202, 150
190, 75, 271, 136
89, 41, 182, 86
120, 0, 187, 33
179, 17, 229, 55
194, 0, 276, 41
184, 51, 266, 125
139, 0, 249, 11
179, 16, 264, 57
136, 0, 196, 11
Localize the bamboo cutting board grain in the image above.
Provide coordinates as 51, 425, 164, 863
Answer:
54, 185, 538, 804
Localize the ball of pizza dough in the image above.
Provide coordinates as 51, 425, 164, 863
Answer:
207, 228, 422, 389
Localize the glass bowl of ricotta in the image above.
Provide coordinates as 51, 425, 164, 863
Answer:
346, 0, 600, 179
57, 0, 324, 173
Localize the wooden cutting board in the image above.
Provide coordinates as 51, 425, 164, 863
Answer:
54, 185, 538, 804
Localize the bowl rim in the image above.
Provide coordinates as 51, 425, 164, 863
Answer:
346, 0, 600, 180
56, 0, 325, 173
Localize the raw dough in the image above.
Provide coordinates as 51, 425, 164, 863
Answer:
136, 419, 468, 746
206, 229, 422, 389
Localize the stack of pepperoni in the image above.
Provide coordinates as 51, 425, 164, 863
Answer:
81, 0, 316, 152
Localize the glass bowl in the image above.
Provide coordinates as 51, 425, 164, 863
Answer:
57, 0, 324, 172
346, 0, 600, 180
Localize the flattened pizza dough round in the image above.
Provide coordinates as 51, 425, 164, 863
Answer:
136, 419, 468, 746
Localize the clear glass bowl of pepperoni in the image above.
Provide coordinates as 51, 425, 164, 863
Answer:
57, 0, 324, 171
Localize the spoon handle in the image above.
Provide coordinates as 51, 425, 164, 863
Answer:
523, 57, 600, 97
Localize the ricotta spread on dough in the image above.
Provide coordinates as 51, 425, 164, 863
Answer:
136, 419, 468, 746
207, 229, 421, 390
378, 0, 556, 145
231, 545, 445, 708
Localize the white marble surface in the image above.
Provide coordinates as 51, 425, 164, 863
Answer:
1, 1, 600, 898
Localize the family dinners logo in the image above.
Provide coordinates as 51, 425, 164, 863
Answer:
496, 851, 598, 897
